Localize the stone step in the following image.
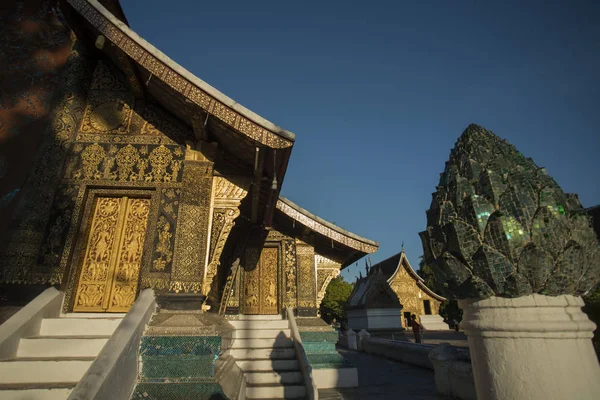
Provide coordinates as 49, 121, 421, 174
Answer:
233, 329, 291, 339
229, 319, 289, 330
237, 359, 299, 372
0, 360, 93, 386
246, 371, 303, 385
229, 348, 296, 360
246, 384, 306, 399
17, 338, 108, 359
231, 338, 293, 349
38, 318, 121, 338
60, 313, 126, 319
234, 315, 283, 321
0, 388, 73, 400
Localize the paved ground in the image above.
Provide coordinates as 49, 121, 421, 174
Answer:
318, 348, 451, 400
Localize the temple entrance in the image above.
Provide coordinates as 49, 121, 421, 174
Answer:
242, 246, 279, 315
73, 196, 150, 312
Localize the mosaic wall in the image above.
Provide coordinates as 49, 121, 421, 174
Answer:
132, 336, 225, 400
420, 124, 600, 299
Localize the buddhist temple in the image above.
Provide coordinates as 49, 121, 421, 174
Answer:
0, 1, 378, 398
347, 251, 448, 333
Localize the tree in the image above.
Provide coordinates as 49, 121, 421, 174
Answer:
319, 276, 354, 324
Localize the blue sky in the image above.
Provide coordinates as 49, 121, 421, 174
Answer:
122, 0, 600, 282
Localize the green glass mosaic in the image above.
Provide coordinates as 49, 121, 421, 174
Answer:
307, 353, 354, 369
420, 123, 600, 299
302, 342, 336, 354
141, 355, 217, 380
299, 331, 338, 343
141, 336, 221, 357
131, 382, 226, 400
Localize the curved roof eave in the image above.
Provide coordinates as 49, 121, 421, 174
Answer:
68, 0, 295, 148
386, 251, 446, 302
276, 197, 379, 254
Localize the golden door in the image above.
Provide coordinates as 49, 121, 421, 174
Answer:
73, 196, 150, 312
243, 247, 279, 315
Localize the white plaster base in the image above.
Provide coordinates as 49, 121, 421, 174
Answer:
459, 294, 600, 400
347, 308, 402, 330
312, 368, 358, 388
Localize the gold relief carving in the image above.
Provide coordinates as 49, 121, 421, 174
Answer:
243, 247, 279, 315
73, 143, 183, 183
213, 176, 249, 208
266, 229, 291, 241
276, 200, 378, 254
67, 0, 294, 150
89, 100, 127, 132
188, 86, 211, 108
149, 145, 173, 182
170, 162, 213, 291
212, 102, 237, 126
283, 240, 297, 308
115, 144, 140, 180
204, 208, 240, 295
153, 218, 172, 271
296, 243, 316, 308
90, 62, 128, 92
164, 70, 189, 93
74, 196, 149, 312
80, 143, 106, 179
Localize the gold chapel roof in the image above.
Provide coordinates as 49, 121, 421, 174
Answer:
371, 251, 446, 302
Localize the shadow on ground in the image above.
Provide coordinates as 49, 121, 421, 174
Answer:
318, 347, 451, 400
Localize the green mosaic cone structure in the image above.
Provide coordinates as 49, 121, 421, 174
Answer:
420, 124, 600, 300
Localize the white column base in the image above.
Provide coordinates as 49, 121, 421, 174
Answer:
459, 294, 600, 400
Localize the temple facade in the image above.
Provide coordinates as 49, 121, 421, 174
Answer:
0, 0, 378, 317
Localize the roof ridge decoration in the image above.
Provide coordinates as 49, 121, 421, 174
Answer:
276, 196, 379, 254
68, 0, 295, 149
386, 251, 446, 302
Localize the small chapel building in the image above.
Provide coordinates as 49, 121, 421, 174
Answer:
347, 250, 448, 332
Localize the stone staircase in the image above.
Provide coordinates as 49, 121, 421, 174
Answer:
228, 315, 306, 399
0, 313, 123, 400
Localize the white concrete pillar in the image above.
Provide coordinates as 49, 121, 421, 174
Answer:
459, 294, 600, 400
346, 330, 357, 350
357, 329, 371, 351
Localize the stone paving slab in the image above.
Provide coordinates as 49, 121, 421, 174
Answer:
318, 348, 451, 400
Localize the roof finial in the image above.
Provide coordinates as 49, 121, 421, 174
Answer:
401, 241, 405, 252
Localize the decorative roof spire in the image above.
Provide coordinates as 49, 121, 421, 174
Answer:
401, 241, 405, 252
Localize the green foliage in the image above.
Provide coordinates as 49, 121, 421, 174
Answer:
319, 277, 354, 324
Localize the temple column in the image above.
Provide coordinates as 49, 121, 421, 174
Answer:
296, 240, 317, 316
169, 146, 213, 297
459, 294, 600, 400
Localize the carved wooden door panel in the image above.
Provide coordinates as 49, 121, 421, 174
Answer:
74, 196, 150, 312
243, 247, 279, 315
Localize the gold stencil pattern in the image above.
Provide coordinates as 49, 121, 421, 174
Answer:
74, 196, 149, 312
283, 240, 297, 308
205, 208, 240, 295
296, 243, 316, 308
170, 162, 213, 290
243, 247, 279, 315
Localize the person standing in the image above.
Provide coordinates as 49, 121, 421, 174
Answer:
411, 314, 423, 343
